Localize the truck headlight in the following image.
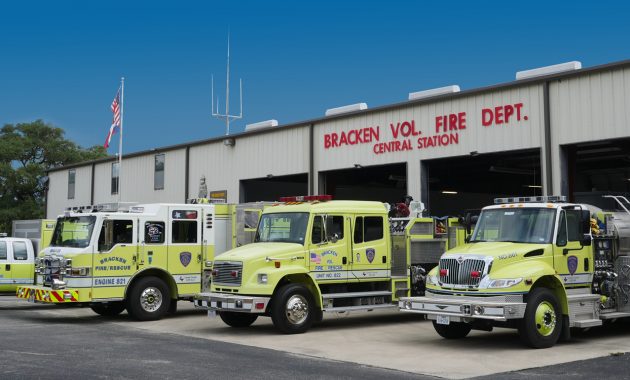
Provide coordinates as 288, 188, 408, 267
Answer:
426, 274, 438, 286
258, 273, 268, 284
487, 278, 522, 289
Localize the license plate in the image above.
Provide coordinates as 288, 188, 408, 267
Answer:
207, 310, 217, 318
436, 315, 450, 325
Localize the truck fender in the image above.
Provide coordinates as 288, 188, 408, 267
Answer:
125, 268, 178, 300
272, 272, 322, 310
530, 275, 568, 315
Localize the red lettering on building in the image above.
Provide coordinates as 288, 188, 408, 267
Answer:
482, 103, 526, 127
323, 126, 380, 149
435, 112, 466, 133
390, 120, 420, 139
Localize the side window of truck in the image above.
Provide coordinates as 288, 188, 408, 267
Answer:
98, 219, 134, 251
12, 241, 28, 260
354, 216, 384, 243
326, 216, 344, 240
145, 222, 165, 244
172, 220, 198, 243
312, 216, 324, 244
0, 241, 6, 260
566, 210, 582, 242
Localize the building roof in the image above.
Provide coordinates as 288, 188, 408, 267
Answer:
49, 58, 630, 173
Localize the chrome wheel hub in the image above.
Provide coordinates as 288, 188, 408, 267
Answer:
286, 294, 308, 325
140, 287, 163, 312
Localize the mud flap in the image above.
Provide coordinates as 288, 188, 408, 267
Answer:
560, 314, 571, 342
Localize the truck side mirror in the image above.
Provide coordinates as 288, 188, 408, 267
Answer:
580, 210, 592, 247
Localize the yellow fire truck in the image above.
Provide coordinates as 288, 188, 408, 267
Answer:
399, 195, 630, 348
16, 201, 265, 320
0, 220, 55, 293
194, 195, 466, 333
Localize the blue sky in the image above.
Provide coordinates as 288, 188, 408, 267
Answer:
1, 1, 629, 154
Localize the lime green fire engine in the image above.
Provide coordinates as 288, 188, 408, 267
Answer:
399, 195, 630, 348
16, 202, 265, 320
194, 196, 466, 333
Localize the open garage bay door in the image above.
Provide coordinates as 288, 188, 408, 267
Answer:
566, 138, 630, 209
320, 163, 407, 204
240, 174, 308, 202
423, 149, 542, 216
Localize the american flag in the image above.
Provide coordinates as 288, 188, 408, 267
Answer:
104, 90, 121, 149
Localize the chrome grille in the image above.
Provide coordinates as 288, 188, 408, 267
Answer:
213, 261, 243, 286
439, 257, 486, 287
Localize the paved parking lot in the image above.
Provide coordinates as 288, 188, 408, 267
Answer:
2, 295, 630, 379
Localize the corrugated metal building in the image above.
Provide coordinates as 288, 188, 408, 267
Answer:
46, 59, 630, 218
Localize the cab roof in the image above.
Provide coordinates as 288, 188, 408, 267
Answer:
265, 200, 387, 215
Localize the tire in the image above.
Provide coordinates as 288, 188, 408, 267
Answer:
271, 283, 315, 334
126, 276, 171, 321
90, 301, 126, 317
432, 321, 472, 339
219, 311, 258, 327
518, 288, 562, 348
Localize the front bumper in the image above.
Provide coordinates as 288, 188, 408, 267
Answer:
398, 291, 526, 322
194, 292, 271, 314
16, 286, 80, 304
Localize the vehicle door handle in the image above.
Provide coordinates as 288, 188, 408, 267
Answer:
342, 257, 347, 265
5, 264, 10, 270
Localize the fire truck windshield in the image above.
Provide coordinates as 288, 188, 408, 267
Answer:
50, 216, 97, 248
470, 208, 556, 244
255, 212, 309, 244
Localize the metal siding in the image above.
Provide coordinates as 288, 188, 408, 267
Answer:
550, 67, 630, 144
549, 67, 630, 193
314, 85, 544, 172
92, 150, 186, 204
188, 127, 310, 203
46, 166, 92, 218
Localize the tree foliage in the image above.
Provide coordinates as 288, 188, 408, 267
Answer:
0, 120, 107, 233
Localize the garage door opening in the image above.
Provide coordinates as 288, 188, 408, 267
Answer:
566, 139, 630, 208
320, 163, 407, 204
423, 149, 542, 216
240, 174, 308, 202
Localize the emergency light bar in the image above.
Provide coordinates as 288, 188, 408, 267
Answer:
494, 195, 567, 204
279, 195, 333, 202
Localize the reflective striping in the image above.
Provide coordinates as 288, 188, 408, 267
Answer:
16, 287, 79, 303
0, 278, 33, 284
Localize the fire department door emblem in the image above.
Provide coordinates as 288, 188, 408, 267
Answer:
366, 248, 375, 263
180, 252, 192, 267
567, 255, 578, 275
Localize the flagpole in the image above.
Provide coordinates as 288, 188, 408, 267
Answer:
118, 77, 124, 202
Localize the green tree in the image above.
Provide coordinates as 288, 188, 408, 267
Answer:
0, 120, 107, 233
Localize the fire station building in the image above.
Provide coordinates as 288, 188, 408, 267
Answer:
45, 59, 630, 218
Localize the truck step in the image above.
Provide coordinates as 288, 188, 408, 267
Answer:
573, 319, 603, 328
567, 293, 601, 302
600, 311, 630, 320
322, 291, 392, 300
322, 304, 396, 313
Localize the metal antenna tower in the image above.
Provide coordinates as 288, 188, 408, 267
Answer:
212, 32, 243, 136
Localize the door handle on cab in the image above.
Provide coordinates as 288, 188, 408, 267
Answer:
5, 264, 9, 271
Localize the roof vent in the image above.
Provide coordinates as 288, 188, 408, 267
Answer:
325, 103, 368, 117
516, 61, 582, 80
408, 85, 460, 101
245, 119, 278, 131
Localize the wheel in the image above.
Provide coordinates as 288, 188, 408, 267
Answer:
219, 311, 258, 327
432, 321, 472, 339
126, 276, 171, 321
90, 301, 126, 317
518, 288, 562, 348
271, 283, 315, 334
